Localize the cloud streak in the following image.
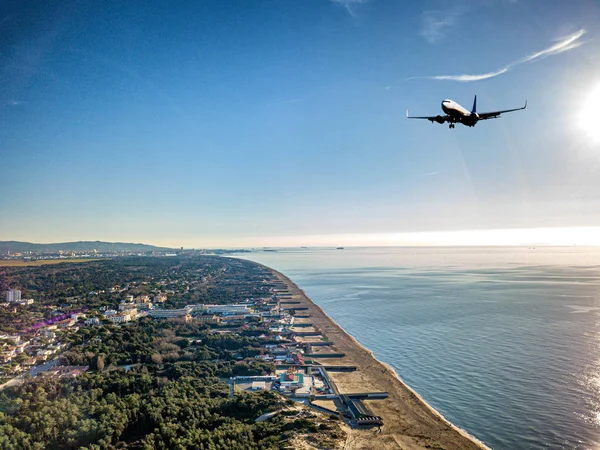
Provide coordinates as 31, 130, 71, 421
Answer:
515, 29, 585, 64
330, 0, 371, 17
419, 29, 586, 82
420, 8, 465, 44
428, 68, 509, 82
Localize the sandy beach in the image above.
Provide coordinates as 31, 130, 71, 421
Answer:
267, 265, 489, 450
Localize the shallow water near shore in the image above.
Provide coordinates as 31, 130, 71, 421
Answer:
236, 246, 600, 449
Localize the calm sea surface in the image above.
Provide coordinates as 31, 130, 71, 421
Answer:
235, 247, 600, 449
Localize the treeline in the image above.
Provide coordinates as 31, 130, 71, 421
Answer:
0, 368, 292, 449
62, 319, 274, 375
0, 318, 340, 448
0, 256, 273, 332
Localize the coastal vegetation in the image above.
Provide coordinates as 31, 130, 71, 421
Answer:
0, 257, 342, 449
0, 257, 272, 333
0, 366, 293, 449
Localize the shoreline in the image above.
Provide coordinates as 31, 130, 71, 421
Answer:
260, 262, 489, 449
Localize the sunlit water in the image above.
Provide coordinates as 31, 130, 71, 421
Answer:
234, 247, 600, 449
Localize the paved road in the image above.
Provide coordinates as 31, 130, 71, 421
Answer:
0, 357, 62, 390
29, 358, 61, 376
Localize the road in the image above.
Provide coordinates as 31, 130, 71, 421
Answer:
0, 357, 62, 390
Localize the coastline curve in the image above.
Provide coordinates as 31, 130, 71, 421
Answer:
249, 259, 490, 450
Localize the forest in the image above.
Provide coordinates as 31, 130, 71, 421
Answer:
0, 256, 272, 333
0, 313, 341, 449
0, 257, 345, 449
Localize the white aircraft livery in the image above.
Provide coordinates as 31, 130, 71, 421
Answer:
406, 95, 527, 129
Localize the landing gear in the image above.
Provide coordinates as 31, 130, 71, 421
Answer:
449, 123, 455, 129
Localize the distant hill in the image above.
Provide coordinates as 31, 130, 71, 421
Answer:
0, 241, 174, 254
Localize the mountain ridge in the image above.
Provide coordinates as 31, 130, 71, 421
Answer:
0, 241, 174, 254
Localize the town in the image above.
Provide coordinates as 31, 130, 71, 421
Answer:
0, 255, 385, 449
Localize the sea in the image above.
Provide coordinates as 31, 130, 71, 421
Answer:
234, 246, 600, 449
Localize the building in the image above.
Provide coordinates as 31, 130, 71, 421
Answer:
136, 302, 153, 311
195, 314, 221, 324
107, 314, 130, 324
196, 304, 252, 315
40, 330, 56, 340
57, 319, 76, 329
44, 365, 89, 379
149, 307, 192, 319
135, 295, 150, 304
0, 334, 20, 344
5, 289, 21, 303
118, 302, 136, 311
292, 353, 306, 366
16, 298, 33, 306
154, 294, 167, 303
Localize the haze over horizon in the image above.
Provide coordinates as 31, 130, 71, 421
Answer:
2, 0, 600, 248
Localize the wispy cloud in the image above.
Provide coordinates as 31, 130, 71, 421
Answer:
330, 0, 371, 17
427, 68, 509, 82
420, 8, 465, 44
418, 29, 585, 82
515, 29, 585, 64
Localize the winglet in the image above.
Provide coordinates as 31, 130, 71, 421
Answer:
406, 109, 409, 118
471, 95, 477, 114
524, 100, 527, 109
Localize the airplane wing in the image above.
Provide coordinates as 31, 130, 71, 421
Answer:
477, 101, 527, 120
405, 110, 450, 123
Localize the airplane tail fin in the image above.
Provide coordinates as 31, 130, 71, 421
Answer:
471, 95, 477, 114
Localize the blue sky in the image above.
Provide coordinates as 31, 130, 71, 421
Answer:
1, 0, 600, 247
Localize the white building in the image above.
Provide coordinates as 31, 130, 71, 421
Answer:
108, 314, 130, 324
149, 307, 192, 319
119, 302, 137, 311
0, 334, 20, 344
6, 289, 21, 303
196, 304, 252, 315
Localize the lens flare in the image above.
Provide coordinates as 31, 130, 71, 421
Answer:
578, 83, 600, 142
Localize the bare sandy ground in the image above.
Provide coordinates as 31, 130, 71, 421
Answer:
268, 267, 490, 450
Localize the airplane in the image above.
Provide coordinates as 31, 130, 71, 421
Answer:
406, 95, 527, 129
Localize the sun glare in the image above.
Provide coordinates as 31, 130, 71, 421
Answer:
578, 83, 600, 142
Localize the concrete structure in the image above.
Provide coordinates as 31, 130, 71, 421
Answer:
195, 304, 252, 315
5, 289, 21, 303
251, 381, 267, 390
119, 302, 137, 311
195, 314, 221, 324
149, 307, 192, 319
16, 298, 33, 306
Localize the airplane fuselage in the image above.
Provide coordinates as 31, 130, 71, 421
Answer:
441, 99, 479, 127
406, 95, 526, 129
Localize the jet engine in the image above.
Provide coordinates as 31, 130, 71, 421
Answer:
435, 115, 445, 124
